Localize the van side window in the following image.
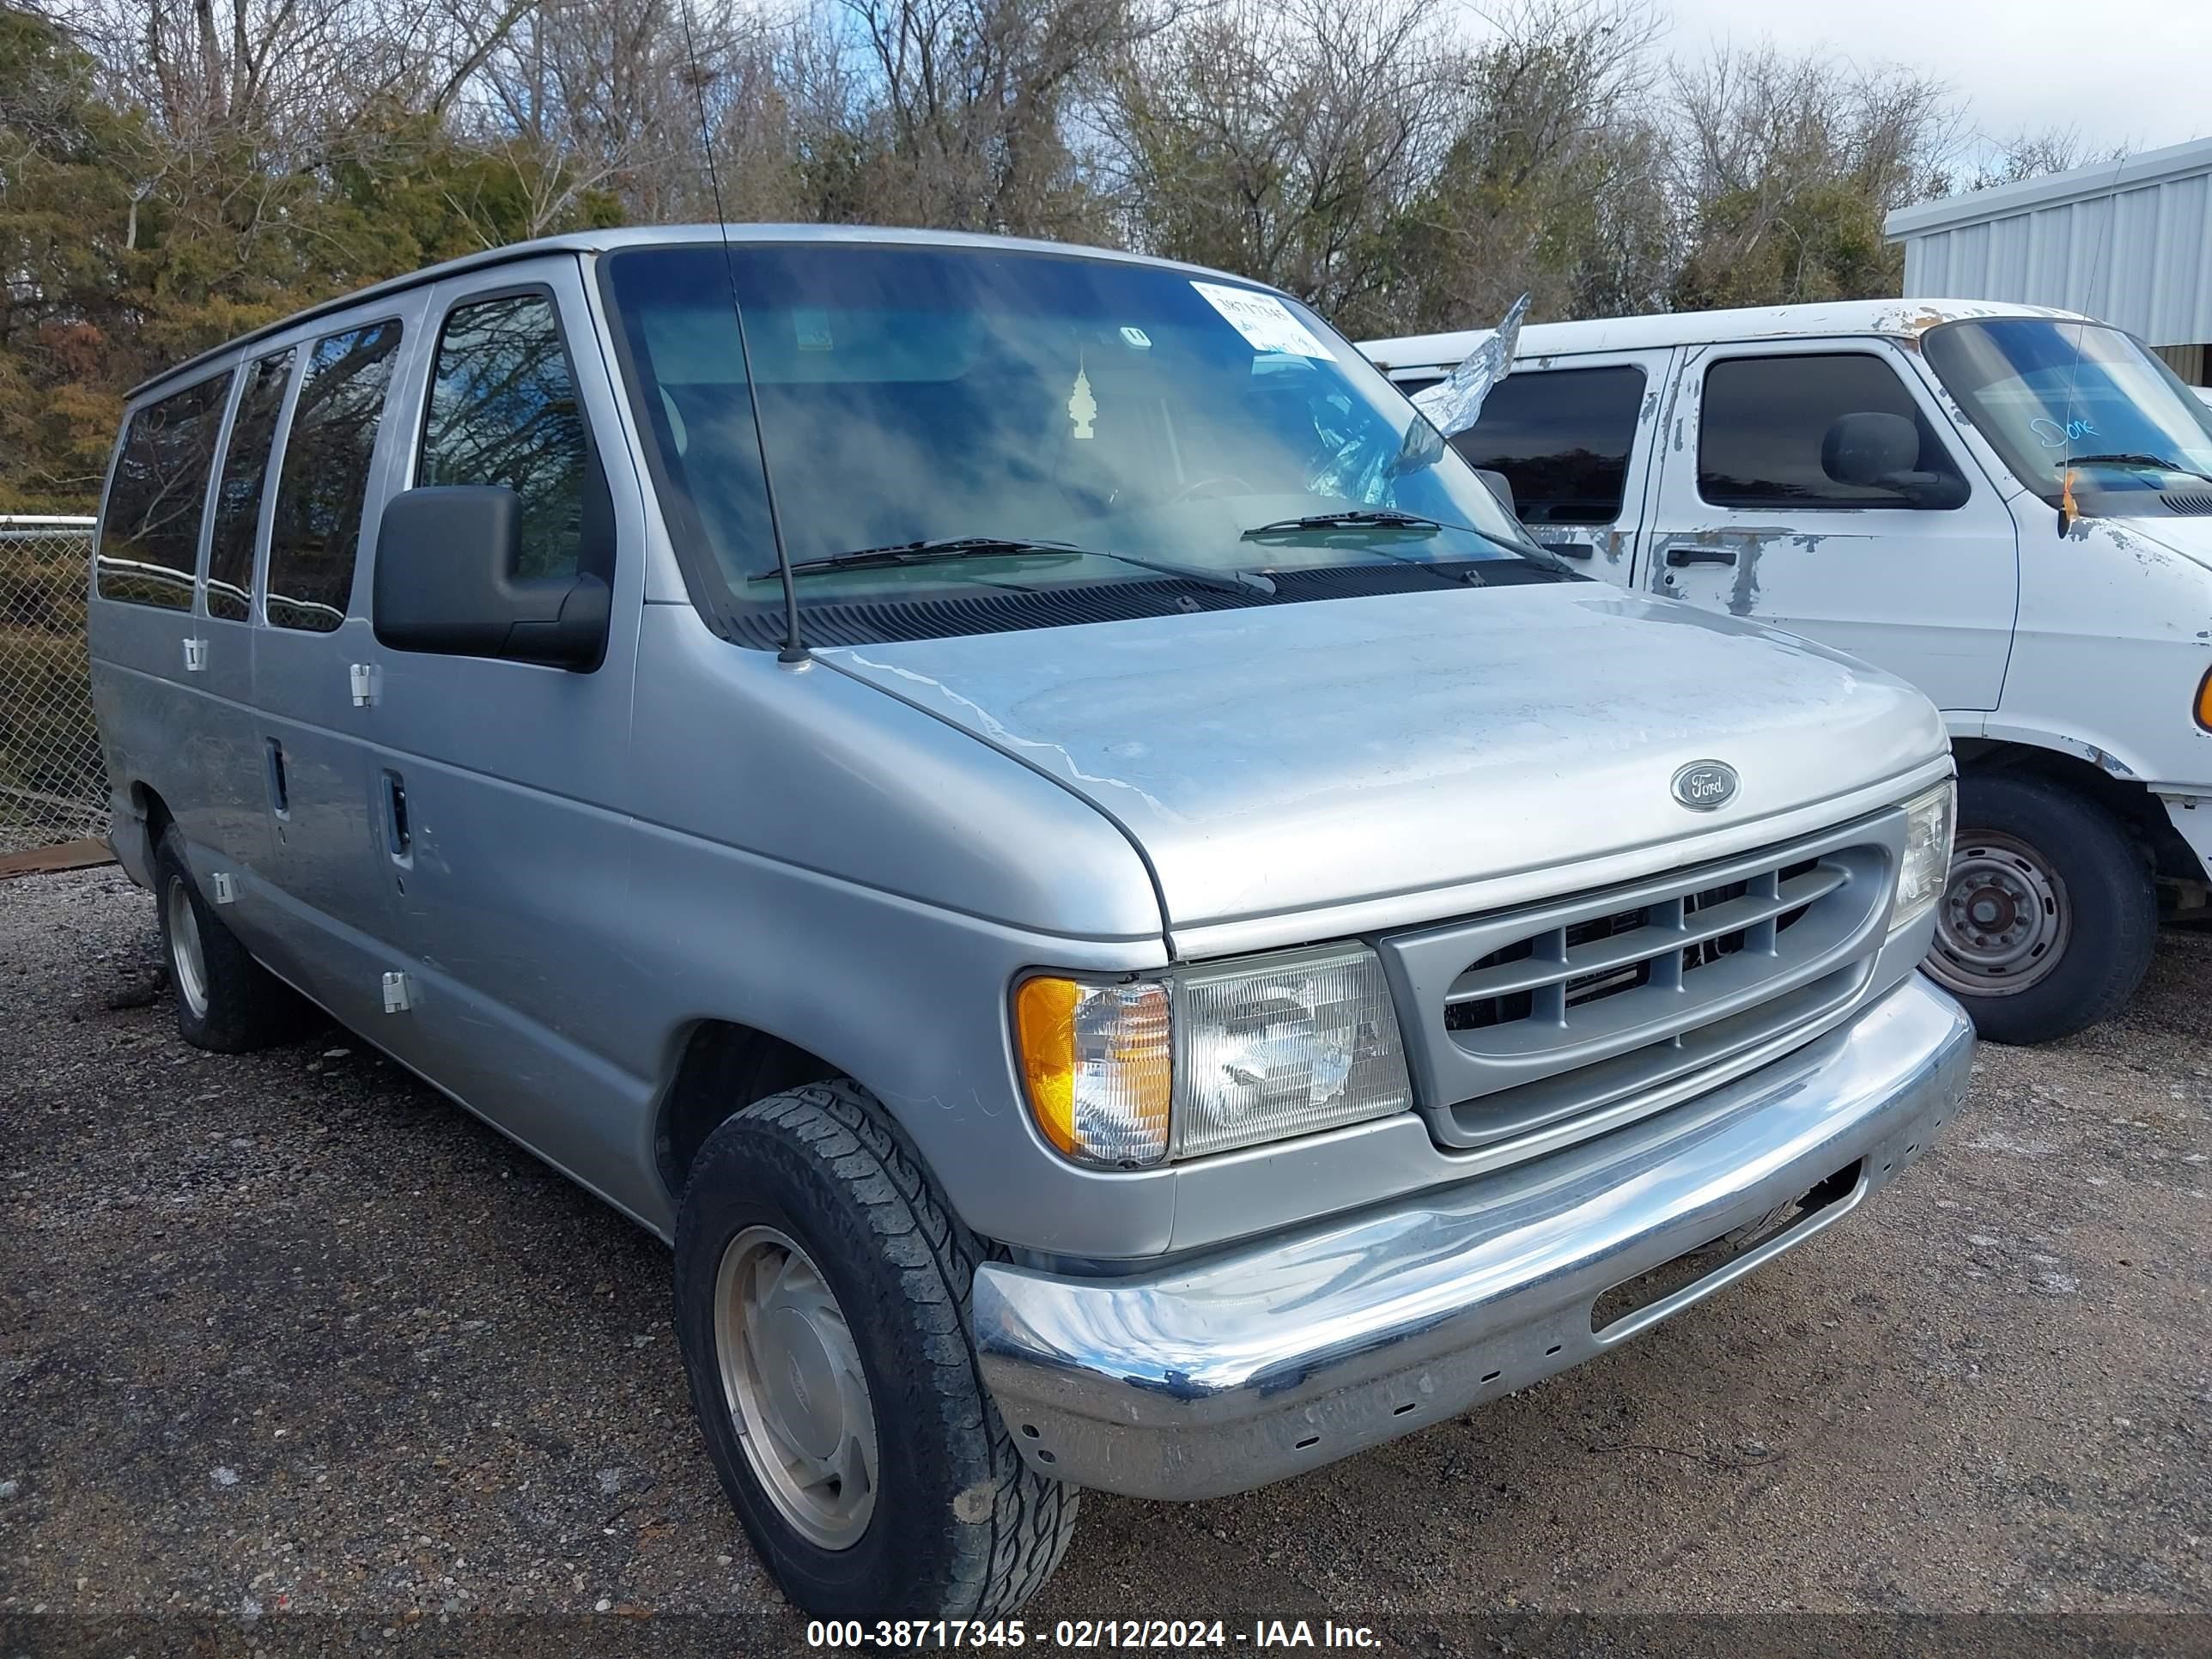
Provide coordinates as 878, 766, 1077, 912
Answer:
1699, 354, 1967, 510
204, 350, 295, 622
266, 320, 404, 631
418, 292, 603, 580
1449, 365, 1647, 524
96, 373, 231, 611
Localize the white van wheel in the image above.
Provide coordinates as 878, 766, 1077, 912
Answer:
1929, 829, 2069, 996
1923, 773, 2154, 1044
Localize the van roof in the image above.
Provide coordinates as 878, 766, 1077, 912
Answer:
1360, 296, 2087, 373
130, 223, 1280, 401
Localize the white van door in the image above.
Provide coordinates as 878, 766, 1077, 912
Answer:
1393, 349, 1674, 582
1642, 339, 2018, 710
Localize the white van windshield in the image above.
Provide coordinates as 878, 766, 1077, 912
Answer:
601, 242, 1561, 643
1922, 318, 2212, 507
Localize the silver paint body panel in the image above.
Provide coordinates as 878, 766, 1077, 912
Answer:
823, 587, 1945, 948
970, 972, 1974, 1499
89, 228, 1960, 1280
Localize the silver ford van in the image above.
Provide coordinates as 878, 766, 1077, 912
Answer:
88, 227, 1972, 1621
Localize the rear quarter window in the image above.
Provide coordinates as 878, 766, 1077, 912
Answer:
97, 374, 233, 610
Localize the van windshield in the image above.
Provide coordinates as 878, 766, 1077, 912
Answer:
600, 242, 1554, 641
1921, 317, 2212, 507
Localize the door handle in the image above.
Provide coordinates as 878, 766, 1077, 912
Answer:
264, 738, 289, 817
1664, 545, 1737, 567
380, 769, 411, 862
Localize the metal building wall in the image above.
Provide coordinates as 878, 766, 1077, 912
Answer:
1887, 137, 2212, 359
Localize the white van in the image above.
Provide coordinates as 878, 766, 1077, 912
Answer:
1365, 301, 2212, 1044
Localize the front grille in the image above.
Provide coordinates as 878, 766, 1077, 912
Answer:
1377, 812, 1903, 1158
1446, 858, 1830, 1036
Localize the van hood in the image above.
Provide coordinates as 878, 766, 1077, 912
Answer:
2091, 511, 2212, 571
820, 586, 1945, 938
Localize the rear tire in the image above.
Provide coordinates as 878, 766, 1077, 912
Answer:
673, 1080, 1079, 1619
1923, 772, 2155, 1045
152, 823, 307, 1052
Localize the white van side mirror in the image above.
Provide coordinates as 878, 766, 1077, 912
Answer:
1821, 412, 1967, 509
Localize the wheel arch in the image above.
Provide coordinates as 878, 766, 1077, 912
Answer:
652, 1019, 842, 1202
112, 780, 174, 889
131, 779, 174, 835
1952, 738, 2185, 881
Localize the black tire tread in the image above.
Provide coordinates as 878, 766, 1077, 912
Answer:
683, 1080, 1078, 1618
152, 823, 305, 1053
1945, 771, 2157, 1045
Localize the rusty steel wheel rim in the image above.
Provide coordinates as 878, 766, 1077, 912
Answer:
1927, 830, 2069, 999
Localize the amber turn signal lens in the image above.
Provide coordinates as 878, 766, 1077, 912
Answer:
2197, 666, 2212, 732
1015, 976, 1082, 1156
1012, 975, 1172, 1167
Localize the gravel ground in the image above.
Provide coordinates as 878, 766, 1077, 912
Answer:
4, 866, 2210, 1656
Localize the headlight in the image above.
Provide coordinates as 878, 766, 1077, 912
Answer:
1014, 943, 1414, 1168
1890, 780, 1957, 930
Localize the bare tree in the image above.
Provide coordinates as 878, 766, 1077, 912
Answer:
837, 0, 1162, 236
1395, 0, 1671, 329
1667, 42, 1963, 307
1961, 125, 2122, 192
1099, 0, 1459, 325
453, 0, 772, 232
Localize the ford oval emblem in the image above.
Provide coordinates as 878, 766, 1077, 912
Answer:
1672, 760, 1738, 811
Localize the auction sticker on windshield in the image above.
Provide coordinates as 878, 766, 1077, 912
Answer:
1191, 281, 1332, 360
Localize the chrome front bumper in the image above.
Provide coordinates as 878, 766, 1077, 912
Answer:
971, 973, 1974, 1501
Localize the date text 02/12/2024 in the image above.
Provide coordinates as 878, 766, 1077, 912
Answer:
804, 1619, 1384, 1649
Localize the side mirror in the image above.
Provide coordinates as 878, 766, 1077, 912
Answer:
373, 485, 609, 671
1886, 472, 1971, 510
1820, 411, 1918, 486
1820, 410, 1968, 509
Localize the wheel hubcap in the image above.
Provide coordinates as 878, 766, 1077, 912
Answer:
713, 1225, 878, 1549
165, 874, 210, 1020
1926, 831, 2069, 998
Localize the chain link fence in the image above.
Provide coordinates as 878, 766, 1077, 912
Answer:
0, 515, 106, 854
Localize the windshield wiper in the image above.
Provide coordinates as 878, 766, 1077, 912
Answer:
757, 537, 1273, 596
2065, 453, 2212, 484
1241, 507, 1575, 575
1242, 509, 1443, 538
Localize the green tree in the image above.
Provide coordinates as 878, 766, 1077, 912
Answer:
1672, 178, 1900, 310
0, 5, 140, 507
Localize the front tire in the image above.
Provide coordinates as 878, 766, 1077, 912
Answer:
1923, 772, 2155, 1045
673, 1081, 1079, 1619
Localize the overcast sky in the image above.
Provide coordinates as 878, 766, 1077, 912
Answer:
1656, 0, 2212, 176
